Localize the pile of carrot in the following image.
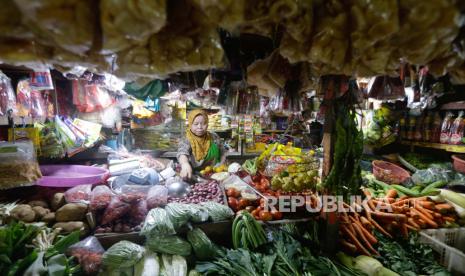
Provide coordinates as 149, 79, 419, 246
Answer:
340, 188, 458, 256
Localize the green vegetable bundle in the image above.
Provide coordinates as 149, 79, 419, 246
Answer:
102, 241, 145, 269
322, 91, 364, 199
232, 212, 267, 250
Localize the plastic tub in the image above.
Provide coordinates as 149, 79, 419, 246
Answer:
372, 160, 410, 184
452, 155, 465, 174
37, 165, 109, 187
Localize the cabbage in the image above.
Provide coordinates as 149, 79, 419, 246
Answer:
187, 228, 219, 261
134, 250, 159, 276
165, 203, 194, 230
141, 208, 176, 237
200, 201, 234, 222
189, 204, 209, 223
102, 241, 145, 269
161, 254, 188, 276
146, 235, 192, 256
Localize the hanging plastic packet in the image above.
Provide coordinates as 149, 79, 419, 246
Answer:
440, 112, 454, 144
449, 111, 464, 145
29, 65, 54, 91
16, 79, 32, 117
0, 71, 17, 116
30, 90, 45, 118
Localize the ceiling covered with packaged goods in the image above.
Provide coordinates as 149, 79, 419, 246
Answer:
0, 0, 464, 83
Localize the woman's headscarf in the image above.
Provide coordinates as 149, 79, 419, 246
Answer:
186, 109, 211, 161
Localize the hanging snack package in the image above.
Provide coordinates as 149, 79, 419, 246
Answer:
16, 79, 32, 117
146, 185, 168, 209
449, 111, 464, 145
0, 140, 42, 189
0, 71, 17, 116
440, 112, 454, 144
29, 67, 54, 90
30, 90, 46, 118
64, 184, 92, 203
89, 185, 113, 211
67, 236, 105, 275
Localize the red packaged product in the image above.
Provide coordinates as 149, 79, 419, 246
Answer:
67, 236, 104, 275
146, 185, 168, 209
101, 196, 130, 225
64, 184, 92, 203
89, 185, 113, 211
129, 200, 148, 224
119, 184, 148, 203
440, 113, 454, 144
449, 111, 464, 145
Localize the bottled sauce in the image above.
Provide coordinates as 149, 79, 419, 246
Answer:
449, 111, 464, 145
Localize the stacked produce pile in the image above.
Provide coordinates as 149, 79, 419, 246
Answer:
0, 1, 464, 81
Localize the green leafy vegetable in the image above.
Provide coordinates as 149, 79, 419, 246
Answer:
102, 241, 145, 269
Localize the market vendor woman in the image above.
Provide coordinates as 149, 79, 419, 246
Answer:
177, 109, 226, 179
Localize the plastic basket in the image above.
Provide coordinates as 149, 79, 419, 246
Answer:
419, 228, 465, 274
372, 160, 410, 184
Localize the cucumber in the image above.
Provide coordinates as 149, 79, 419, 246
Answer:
391, 185, 420, 197
397, 154, 418, 172
421, 180, 447, 194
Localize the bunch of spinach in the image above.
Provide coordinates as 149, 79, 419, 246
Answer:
375, 232, 450, 276
0, 222, 80, 276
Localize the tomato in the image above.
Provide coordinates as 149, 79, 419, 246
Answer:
260, 178, 270, 188
251, 208, 260, 218
271, 210, 283, 220
226, 188, 240, 198
252, 175, 261, 183
259, 198, 266, 208
228, 198, 238, 210
259, 210, 273, 221
238, 198, 250, 209
245, 206, 255, 213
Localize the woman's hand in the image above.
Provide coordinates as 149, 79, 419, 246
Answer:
180, 162, 193, 180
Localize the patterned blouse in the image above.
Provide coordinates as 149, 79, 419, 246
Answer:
177, 132, 223, 169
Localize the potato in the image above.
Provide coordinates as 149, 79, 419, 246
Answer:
28, 200, 49, 209
32, 206, 50, 219
42, 212, 56, 223
10, 204, 36, 222
53, 221, 89, 235
51, 193, 66, 211
56, 203, 88, 222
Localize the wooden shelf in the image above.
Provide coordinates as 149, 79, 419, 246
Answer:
440, 101, 465, 110
400, 140, 465, 153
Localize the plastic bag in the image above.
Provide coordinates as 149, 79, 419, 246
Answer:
141, 208, 176, 237
146, 185, 168, 209
146, 235, 192, 256
200, 201, 234, 222
30, 67, 54, 90
411, 168, 453, 186
119, 184, 149, 203
16, 79, 32, 117
129, 200, 148, 225
30, 90, 45, 118
0, 71, 17, 116
367, 76, 405, 101
72, 80, 115, 113
64, 184, 92, 203
0, 141, 42, 189
165, 203, 194, 230
101, 196, 131, 225
67, 236, 105, 275
189, 204, 209, 223
90, 185, 113, 211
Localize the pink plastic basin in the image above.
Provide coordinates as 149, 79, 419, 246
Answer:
37, 165, 109, 187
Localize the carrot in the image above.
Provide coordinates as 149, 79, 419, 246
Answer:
352, 222, 379, 255
360, 216, 372, 230
411, 209, 438, 228
417, 200, 435, 210
362, 201, 373, 220
385, 189, 398, 199
432, 212, 442, 219
341, 239, 357, 254
443, 216, 456, 223
417, 218, 427, 228
355, 220, 377, 244
363, 189, 372, 197
367, 200, 376, 211
406, 224, 419, 231
415, 206, 434, 220
369, 218, 393, 238
411, 196, 428, 201
398, 195, 410, 201
435, 203, 454, 213
392, 199, 410, 206
342, 226, 371, 256
371, 211, 407, 223
407, 218, 420, 229
385, 198, 396, 204
371, 200, 404, 213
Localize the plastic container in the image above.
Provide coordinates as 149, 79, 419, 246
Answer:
37, 165, 109, 187
372, 160, 410, 184
419, 228, 465, 274
452, 155, 465, 174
